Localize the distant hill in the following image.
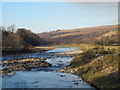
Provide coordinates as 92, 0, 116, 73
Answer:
38, 25, 119, 45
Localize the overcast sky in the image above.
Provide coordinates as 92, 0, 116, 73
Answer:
2, 2, 118, 33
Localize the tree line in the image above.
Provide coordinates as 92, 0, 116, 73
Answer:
1, 25, 50, 53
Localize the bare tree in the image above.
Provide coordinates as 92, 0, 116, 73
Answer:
7, 25, 16, 33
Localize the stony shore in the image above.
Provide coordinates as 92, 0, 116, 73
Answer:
59, 66, 99, 89
57, 50, 84, 56
1, 58, 51, 76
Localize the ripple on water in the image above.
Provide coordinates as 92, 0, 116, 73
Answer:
2, 71, 94, 88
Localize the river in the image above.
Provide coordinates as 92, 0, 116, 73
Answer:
1, 47, 95, 89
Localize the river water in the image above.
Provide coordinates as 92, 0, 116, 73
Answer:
1, 47, 95, 89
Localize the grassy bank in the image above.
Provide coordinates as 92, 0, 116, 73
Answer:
55, 44, 119, 51
69, 46, 120, 89
55, 44, 96, 50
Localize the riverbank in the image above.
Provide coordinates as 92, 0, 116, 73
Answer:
64, 46, 120, 89
55, 44, 119, 51
57, 49, 84, 56
2, 46, 54, 56
54, 44, 96, 51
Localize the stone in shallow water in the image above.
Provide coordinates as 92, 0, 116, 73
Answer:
60, 75, 66, 77
73, 82, 79, 85
60, 70, 65, 72
58, 60, 63, 62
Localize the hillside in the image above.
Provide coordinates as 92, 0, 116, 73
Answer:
38, 25, 119, 45
68, 47, 120, 89
97, 31, 118, 39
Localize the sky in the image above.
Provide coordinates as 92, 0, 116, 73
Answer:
2, 2, 118, 33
